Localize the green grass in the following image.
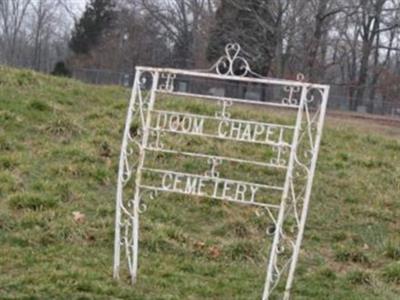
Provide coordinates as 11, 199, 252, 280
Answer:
0, 66, 400, 299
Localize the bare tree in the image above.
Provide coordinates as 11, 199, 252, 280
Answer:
141, 0, 215, 68
0, 0, 32, 65
350, 0, 399, 110
30, 0, 61, 71
304, 0, 343, 81
0, 0, 76, 71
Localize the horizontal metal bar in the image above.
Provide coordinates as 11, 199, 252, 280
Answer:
152, 109, 296, 130
156, 89, 300, 110
145, 146, 287, 169
136, 66, 330, 89
138, 184, 281, 209
141, 167, 284, 192
149, 127, 291, 148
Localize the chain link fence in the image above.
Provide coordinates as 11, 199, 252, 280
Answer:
71, 67, 400, 119
72, 68, 134, 87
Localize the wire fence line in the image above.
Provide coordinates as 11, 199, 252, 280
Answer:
71, 67, 400, 119
72, 68, 134, 87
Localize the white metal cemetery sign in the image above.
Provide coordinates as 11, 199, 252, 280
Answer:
113, 44, 329, 299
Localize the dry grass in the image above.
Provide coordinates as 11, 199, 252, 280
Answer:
0, 67, 399, 299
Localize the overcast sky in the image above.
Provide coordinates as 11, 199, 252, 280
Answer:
67, 0, 87, 14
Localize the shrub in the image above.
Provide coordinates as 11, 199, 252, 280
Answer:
51, 61, 71, 77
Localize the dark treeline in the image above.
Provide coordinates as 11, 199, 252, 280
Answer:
1, 0, 400, 113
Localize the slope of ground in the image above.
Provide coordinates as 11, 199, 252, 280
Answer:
0, 67, 399, 299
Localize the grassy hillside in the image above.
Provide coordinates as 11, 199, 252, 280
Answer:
0, 67, 399, 300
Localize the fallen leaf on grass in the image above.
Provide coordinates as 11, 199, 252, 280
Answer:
194, 240, 206, 249
73, 211, 85, 223
208, 246, 221, 258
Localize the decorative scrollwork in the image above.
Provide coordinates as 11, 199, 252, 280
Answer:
206, 157, 222, 178
138, 71, 154, 90
276, 245, 285, 255
213, 43, 252, 77
282, 73, 306, 105
296, 73, 305, 82
159, 73, 176, 91
121, 219, 135, 274
266, 225, 276, 236
149, 130, 165, 149
215, 100, 233, 119
305, 86, 324, 105
137, 189, 159, 214
138, 203, 147, 214
282, 86, 301, 105
271, 145, 288, 166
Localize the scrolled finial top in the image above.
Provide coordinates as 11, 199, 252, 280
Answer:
213, 43, 254, 77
